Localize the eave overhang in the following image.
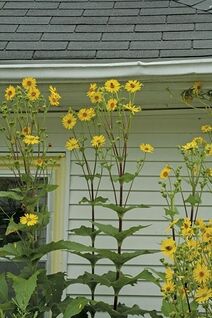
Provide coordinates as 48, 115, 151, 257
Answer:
0, 58, 212, 83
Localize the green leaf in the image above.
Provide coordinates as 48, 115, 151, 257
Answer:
164, 207, 179, 218
43, 184, 58, 192
0, 191, 23, 201
95, 269, 160, 294
79, 196, 108, 205
71, 252, 103, 266
70, 226, 100, 239
185, 194, 201, 206
0, 274, 8, 302
31, 240, 93, 262
94, 223, 148, 244
63, 297, 89, 318
161, 299, 176, 317
100, 203, 149, 218
69, 272, 107, 293
92, 301, 162, 318
136, 269, 161, 287
0, 241, 26, 259
5, 217, 23, 235
7, 271, 40, 311
112, 172, 136, 184
96, 249, 155, 269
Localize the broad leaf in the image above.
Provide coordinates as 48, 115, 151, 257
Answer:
7, 271, 40, 311
0, 241, 27, 259
71, 251, 103, 266
5, 217, 23, 235
70, 226, 100, 239
69, 272, 108, 293
63, 297, 89, 318
100, 203, 149, 218
96, 269, 160, 294
94, 223, 148, 244
31, 240, 93, 261
0, 274, 8, 302
79, 196, 108, 205
0, 191, 23, 201
185, 194, 201, 206
164, 207, 179, 218
96, 249, 155, 269
112, 172, 136, 184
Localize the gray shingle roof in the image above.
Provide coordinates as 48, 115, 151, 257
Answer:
0, 0, 212, 62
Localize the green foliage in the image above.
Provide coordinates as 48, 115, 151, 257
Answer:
8, 271, 39, 312
0, 274, 9, 303
94, 222, 149, 245
62, 298, 89, 318
99, 203, 149, 218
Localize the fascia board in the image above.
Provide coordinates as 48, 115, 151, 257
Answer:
0, 59, 212, 82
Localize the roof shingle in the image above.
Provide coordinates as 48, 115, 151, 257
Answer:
0, 0, 212, 61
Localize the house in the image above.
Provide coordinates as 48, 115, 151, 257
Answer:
0, 0, 211, 316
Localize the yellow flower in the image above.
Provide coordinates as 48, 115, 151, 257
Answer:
125, 80, 143, 93
192, 81, 202, 95
90, 91, 103, 104
20, 213, 38, 226
166, 218, 179, 232
181, 217, 194, 237
23, 134, 40, 145
65, 138, 80, 151
106, 98, 118, 111
22, 127, 31, 136
193, 263, 210, 285
62, 113, 77, 130
205, 143, 212, 156
27, 87, 40, 101
181, 140, 198, 152
139, 143, 154, 153
5, 85, 16, 101
33, 158, 45, 167
206, 168, 212, 177
124, 102, 141, 115
201, 124, 212, 133
165, 267, 174, 281
161, 238, 176, 259
161, 281, 175, 295
202, 227, 212, 243
22, 77, 37, 90
104, 79, 121, 93
195, 286, 212, 303
195, 218, 206, 230
49, 86, 61, 106
78, 108, 96, 121
160, 165, 171, 179
91, 135, 105, 148
192, 136, 205, 145
87, 83, 97, 98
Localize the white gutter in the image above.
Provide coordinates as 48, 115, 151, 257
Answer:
0, 58, 212, 82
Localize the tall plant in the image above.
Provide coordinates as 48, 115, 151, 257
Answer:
0, 78, 92, 317
62, 79, 162, 318
158, 126, 212, 317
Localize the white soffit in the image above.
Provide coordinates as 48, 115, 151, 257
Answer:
0, 58, 212, 83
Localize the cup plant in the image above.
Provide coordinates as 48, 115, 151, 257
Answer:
158, 124, 212, 317
62, 79, 162, 318
0, 78, 93, 318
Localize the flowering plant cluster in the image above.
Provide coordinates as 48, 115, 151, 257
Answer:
159, 125, 212, 317
0, 78, 91, 318
62, 79, 161, 318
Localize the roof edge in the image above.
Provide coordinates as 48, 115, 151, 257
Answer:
0, 58, 212, 82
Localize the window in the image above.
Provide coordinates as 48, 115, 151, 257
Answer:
0, 154, 67, 274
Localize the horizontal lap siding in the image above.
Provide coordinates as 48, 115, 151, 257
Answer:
66, 111, 211, 316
